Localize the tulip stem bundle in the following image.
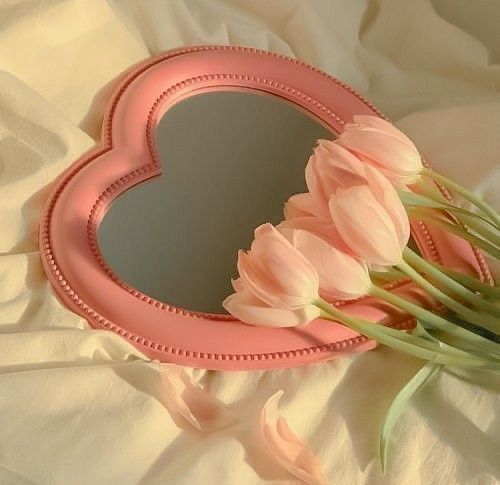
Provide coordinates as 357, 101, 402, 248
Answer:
459, 213, 500, 246
368, 285, 500, 358
395, 259, 500, 333
428, 262, 500, 299
223, 115, 500, 473
421, 167, 500, 228
398, 189, 497, 230
402, 248, 500, 319
407, 209, 500, 259
314, 298, 499, 370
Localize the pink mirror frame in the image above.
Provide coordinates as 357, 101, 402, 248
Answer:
39, 46, 492, 370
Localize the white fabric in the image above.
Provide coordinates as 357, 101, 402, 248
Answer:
1, 0, 499, 483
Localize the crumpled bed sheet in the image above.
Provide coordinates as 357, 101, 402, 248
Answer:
0, 1, 499, 483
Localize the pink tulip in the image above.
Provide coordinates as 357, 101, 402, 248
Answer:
329, 165, 411, 267
223, 224, 321, 327
237, 224, 320, 308
278, 227, 371, 301
304, 141, 368, 216
338, 115, 423, 185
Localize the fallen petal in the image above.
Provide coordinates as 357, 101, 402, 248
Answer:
160, 365, 234, 431
260, 391, 327, 485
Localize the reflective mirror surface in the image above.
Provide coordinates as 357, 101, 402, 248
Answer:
98, 92, 332, 313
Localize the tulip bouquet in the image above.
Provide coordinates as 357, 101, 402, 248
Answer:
222, 115, 500, 471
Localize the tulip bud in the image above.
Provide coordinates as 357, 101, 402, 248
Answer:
223, 224, 322, 327
304, 141, 368, 216
338, 115, 423, 186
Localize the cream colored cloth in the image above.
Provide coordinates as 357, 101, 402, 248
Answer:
1, 1, 499, 483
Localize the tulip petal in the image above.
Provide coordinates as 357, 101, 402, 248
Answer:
292, 229, 372, 301
352, 115, 414, 146
285, 192, 320, 219
364, 165, 411, 248
160, 365, 234, 431
339, 127, 422, 184
278, 216, 355, 256
342, 128, 418, 174
223, 289, 320, 327
231, 277, 244, 292
305, 141, 368, 215
238, 224, 320, 309
316, 140, 368, 188
304, 154, 331, 217
260, 391, 327, 485
330, 186, 403, 267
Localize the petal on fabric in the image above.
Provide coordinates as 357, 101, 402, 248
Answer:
223, 289, 320, 327
160, 365, 234, 431
238, 224, 320, 309
292, 229, 372, 301
260, 391, 327, 485
330, 186, 403, 267
364, 164, 411, 248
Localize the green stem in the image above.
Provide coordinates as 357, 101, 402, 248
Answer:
370, 285, 500, 358
379, 363, 441, 473
403, 247, 500, 318
410, 209, 500, 259
414, 178, 447, 202
396, 259, 500, 332
458, 213, 500, 247
315, 299, 498, 370
428, 262, 500, 299
421, 167, 500, 228
399, 189, 498, 231
370, 268, 406, 283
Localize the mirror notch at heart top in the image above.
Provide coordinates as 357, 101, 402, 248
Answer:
39, 46, 491, 370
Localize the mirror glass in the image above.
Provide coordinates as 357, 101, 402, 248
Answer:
98, 91, 332, 313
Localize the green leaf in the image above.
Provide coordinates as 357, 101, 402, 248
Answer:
380, 362, 441, 473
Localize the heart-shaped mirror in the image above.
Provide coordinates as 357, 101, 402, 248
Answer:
40, 46, 489, 369
98, 91, 331, 313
